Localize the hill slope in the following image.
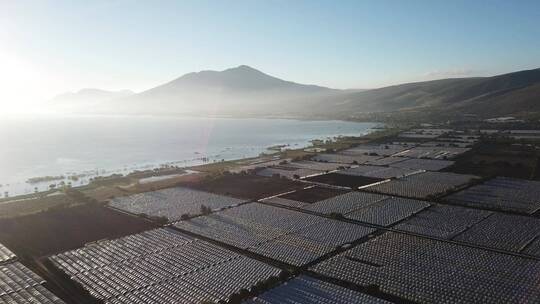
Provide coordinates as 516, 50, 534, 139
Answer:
329, 68, 540, 118
50, 88, 134, 112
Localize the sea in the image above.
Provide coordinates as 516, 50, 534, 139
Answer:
0, 115, 379, 197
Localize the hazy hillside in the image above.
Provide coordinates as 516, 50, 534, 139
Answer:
50, 88, 134, 112
55, 66, 540, 120
330, 68, 540, 118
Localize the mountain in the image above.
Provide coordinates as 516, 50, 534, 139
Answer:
327, 68, 540, 120
56, 66, 540, 121
50, 88, 134, 112
103, 65, 340, 116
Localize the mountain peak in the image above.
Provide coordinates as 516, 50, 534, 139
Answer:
181, 65, 261, 78
167, 65, 301, 91
233, 64, 255, 70
227, 65, 259, 72
221, 65, 270, 78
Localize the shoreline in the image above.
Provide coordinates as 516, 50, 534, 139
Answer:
1, 121, 382, 200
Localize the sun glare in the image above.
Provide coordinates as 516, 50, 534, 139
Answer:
0, 51, 54, 115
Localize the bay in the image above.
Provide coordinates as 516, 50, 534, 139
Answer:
0, 115, 378, 197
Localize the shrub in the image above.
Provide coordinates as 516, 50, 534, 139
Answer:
329, 212, 345, 219
200, 204, 212, 215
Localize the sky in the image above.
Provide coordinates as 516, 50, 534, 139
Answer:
0, 0, 539, 112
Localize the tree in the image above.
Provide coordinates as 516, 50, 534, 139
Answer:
329, 212, 344, 219
200, 204, 212, 215
153, 216, 169, 225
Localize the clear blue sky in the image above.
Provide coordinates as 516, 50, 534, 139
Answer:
0, 0, 539, 108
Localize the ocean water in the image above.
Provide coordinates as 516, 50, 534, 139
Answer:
0, 115, 378, 196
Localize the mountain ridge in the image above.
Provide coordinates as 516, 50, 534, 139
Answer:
141, 65, 335, 93
51, 66, 540, 121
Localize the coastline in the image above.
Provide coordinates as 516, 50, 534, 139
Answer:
0, 124, 399, 219
0, 118, 382, 199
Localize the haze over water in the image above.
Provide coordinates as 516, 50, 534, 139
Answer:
0, 115, 377, 196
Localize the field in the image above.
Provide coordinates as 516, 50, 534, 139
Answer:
189, 174, 306, 200
395, 204, 492, 239
392, 146, 469, 159
109, 187, 246, 222
80, 186, 132, 203
246, 275, 390, 304
345, 197, 430, 227
364, 172, 478, 199
304, 173, 384, 189
279, 186, 349, 204
312, 154, 382, 164
443, 177, 540, 214
340, 143, 409, 157
286, 160, 350, 171
454, 213, 540, 253
5, 125, 540, 304
256, 167, 321, 179
81, 171, 206, 203
0, 261, 66, 304
174, 203, 376, 266
337, 165, 419, 179
311, 232, 540, 304
302, 191, 387, 215
50, 228, 281, 303
0, 243, 16, 264
447, 142, 540, 179
0, 193, 79, 219
298, 191, 430, 227
0, 204, 156, 257
390, 158, 455, 171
